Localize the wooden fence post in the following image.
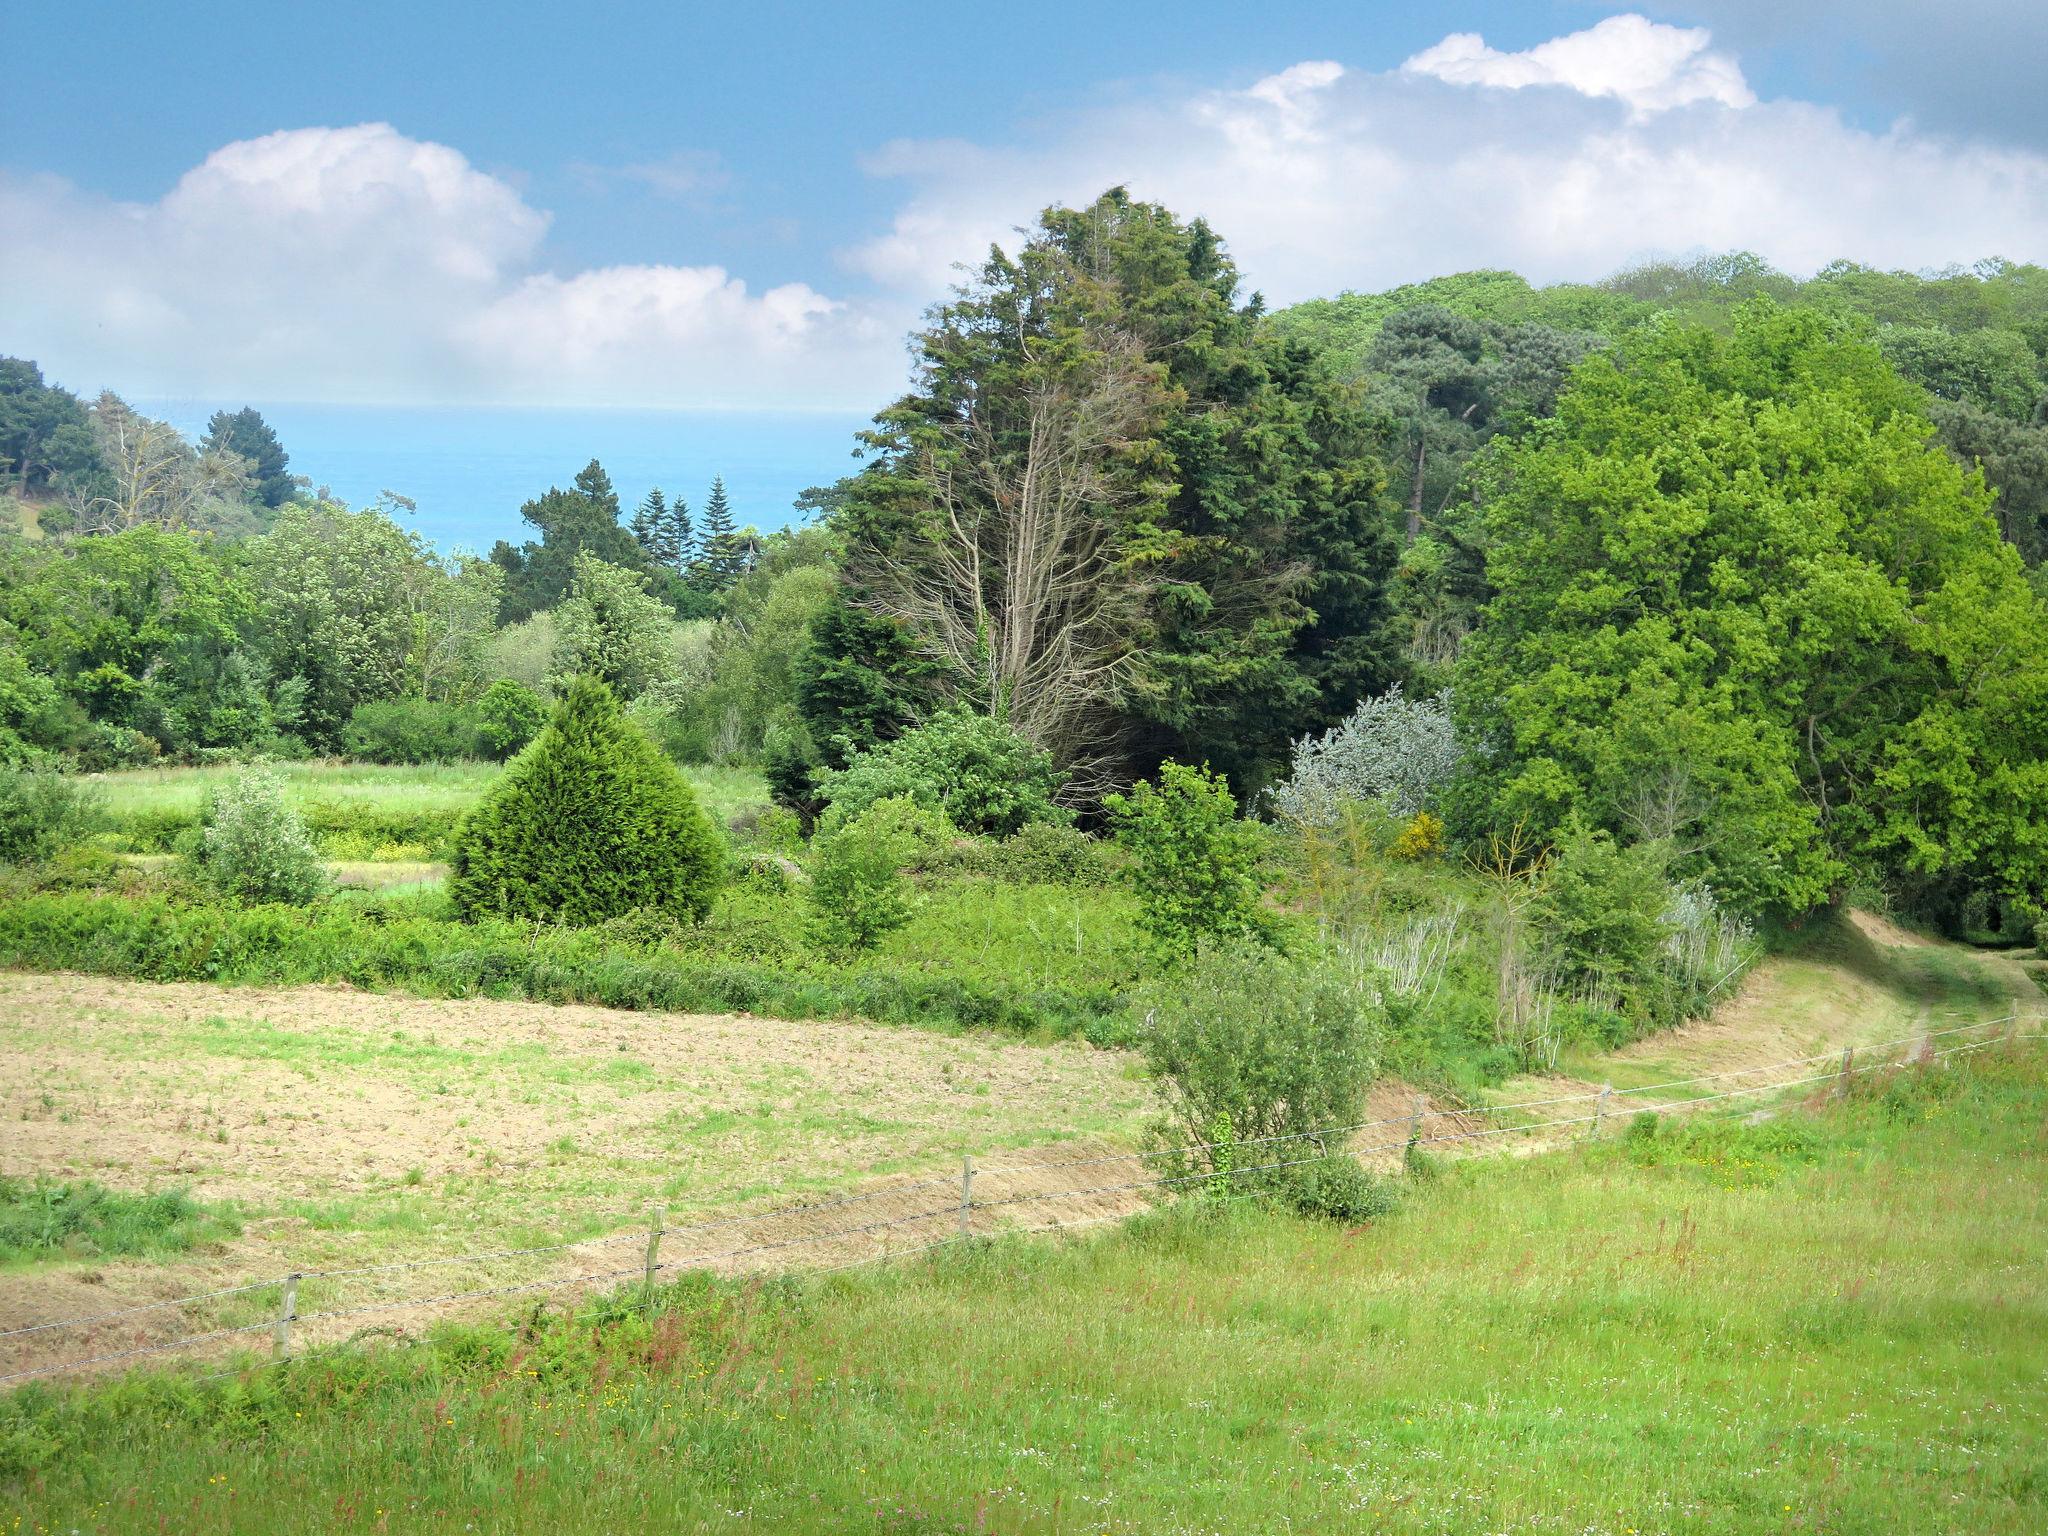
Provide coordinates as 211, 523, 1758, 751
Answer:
272, 1273, 299, 1363
1833, 1046, 1855, 1101
1406, 1095, 1426, 1159
643, 1205, 665, 1307
959, 1155, 974, 1238
1591, 1084, 1612, 1140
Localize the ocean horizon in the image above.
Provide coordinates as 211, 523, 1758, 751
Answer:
138, 400, 874, 553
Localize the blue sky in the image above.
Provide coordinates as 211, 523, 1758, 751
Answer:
10, 1, 2042, 295
3, 2, 2045, 540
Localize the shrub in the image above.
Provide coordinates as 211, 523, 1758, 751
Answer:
1530, 819, 1671, 1013
1269, 685, 1463, 826
805, 798, 938, 955
342, 698, 478, 764
190, 767, 328, 904
0, 767, 101, 866
1138, 943, 1380, 1179
1274, 1154, 1400, 1223
1107, 761, 1273, 959
954, 821, 1112, 887
1389, 809, 1445, 861
473, 679, 548, 760
449, 676, 723, 926
814, 707, 1069, 837
839, 794, 957, 874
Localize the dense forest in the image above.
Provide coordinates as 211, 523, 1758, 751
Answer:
3, 189, 2045, 946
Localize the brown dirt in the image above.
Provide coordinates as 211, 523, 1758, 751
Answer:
0, 972, 1151, 1383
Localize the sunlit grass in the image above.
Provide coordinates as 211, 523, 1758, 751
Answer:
6, 1045, 2044, 1532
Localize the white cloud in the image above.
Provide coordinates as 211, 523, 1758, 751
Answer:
7, 19, 2048, 413
1401, 16, 1753, 115
0, 123, 900, 409
847, 16, 2048, 308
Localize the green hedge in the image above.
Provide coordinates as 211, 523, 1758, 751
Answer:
0, 892, 1131, 1045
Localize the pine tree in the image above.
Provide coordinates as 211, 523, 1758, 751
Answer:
698, 476, 739, 588
630, 488, 678, 567
665, 494, 696, 573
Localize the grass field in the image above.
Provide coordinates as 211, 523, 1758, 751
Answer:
3, 1033, 2043, 1533
90, 760, 773, 857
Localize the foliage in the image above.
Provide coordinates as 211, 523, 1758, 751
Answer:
449, 677, 723, 927
249, 500, 437, 750
190, 766, 328, 905
814, 707, 1069, 837
1529, 821, 1674, 1015
805, 800, 930, 956
548, 553, 680, 699
0, 1176, 235, 1262
793, 596, 941, 771
1269, 684, 1464, 825
952, 821, 1113, 888
841, 189, 1403, 798
0, 888, 1132, 1044
341, 698, 478, 764
0, 767, 100, 866
472, 679, 547, 759
1389, 810, 1444, 861
1455, 302, 2048, 923
491, 460, 651, 622
203, 406, 294, 509
1137, 942, 1379, 1173
0, 357, 101, 499
1108, 761, 1271, 959
1274, 1153, 1401, 1223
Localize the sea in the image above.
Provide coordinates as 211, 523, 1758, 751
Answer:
138, 401, 873, 553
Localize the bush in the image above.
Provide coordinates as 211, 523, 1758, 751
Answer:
342, 698, 478, 764
449, 676, 724, 927
814, 707, 1069, 837
1273, 1154, 1400, 1223
1269, 685, 1463, 826
806, 798, 939, 955
1530, 820, 1672, 1014
838, 794, 957, 874
1108, 761, 1273, 959
190, 767, 328, 904
983, 822, 1111, 887
0, 767, 101, 866
1138, 943, 1380, 1178
473, 679, 548, 760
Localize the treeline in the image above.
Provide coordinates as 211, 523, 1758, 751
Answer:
4, 189, 2047, 944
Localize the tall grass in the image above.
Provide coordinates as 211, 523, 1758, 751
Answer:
5, 1045, 2043, 1531
0, 1178, 236, 1264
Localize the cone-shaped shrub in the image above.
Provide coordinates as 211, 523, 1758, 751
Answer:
449, 675, 723, 926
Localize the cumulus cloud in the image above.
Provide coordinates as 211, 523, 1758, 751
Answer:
847, 14, 2048, 307
0, 123, 898, 408
6, 18, 2048, 411
1402, 15, 1753, 114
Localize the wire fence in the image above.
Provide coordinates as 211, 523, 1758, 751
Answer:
2, 1009, 2037, 1389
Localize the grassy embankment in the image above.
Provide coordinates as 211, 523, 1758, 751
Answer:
3, 1029, 2043, 1533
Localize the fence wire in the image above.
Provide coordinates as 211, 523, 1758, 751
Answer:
3, 1013, 2036, 1387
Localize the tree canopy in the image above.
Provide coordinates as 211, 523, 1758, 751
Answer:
1454, 301, 2048, 922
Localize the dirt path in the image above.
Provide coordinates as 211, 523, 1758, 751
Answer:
4, 912, 2036, 1384
1470, 909, 2040, 1151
